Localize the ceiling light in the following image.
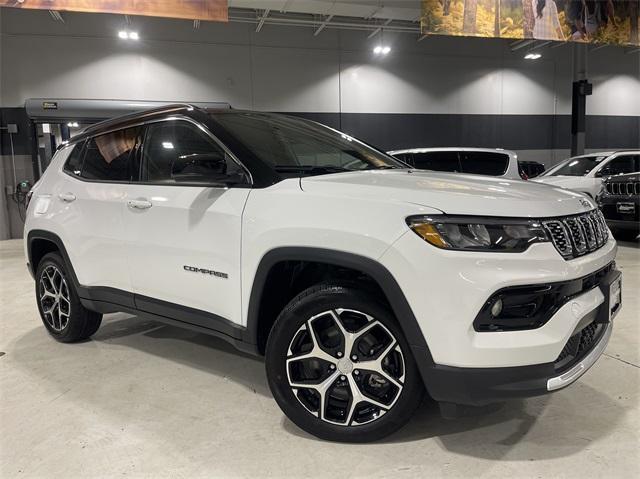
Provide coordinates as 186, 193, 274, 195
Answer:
162, 142, 174, 149
524, 52, 542, 60
118, 30, 139, 40
373, 45, 391, 55
373, 46, 382, 54
67, 122, 79, 127
382, 46, 391, 54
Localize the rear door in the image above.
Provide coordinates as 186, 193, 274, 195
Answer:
121, 118, 251, 327
54, 128, 140, 298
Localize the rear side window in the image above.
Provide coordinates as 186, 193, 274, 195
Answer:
141, 121, 246, 185
460, 152, 509, 176
412, 151, 460, 172
81, 127, 141, 182
63, 143, 84, 177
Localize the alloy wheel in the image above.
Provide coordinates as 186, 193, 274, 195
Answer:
286, 308, 405, 426
39, 265, 71, 332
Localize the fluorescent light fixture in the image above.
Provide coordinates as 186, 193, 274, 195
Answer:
118, 30, 128, 39
373, 45, 391, 55
129, 31, 139, 40
162, 142, 174, 149
524, 52, 542, 60
67, 122, 79, 127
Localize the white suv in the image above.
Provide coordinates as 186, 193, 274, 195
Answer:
534, 151, 640, 198
24, 105, 621, 442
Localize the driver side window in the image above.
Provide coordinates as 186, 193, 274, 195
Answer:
141, 121, 246, 185
598, 155, 639, 177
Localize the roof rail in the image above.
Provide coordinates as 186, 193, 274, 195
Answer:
82, 103, 201, 134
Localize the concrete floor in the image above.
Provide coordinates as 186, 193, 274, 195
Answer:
1, 239, 638, 479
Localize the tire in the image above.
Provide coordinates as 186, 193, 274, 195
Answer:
35, 252, 102, 343
266, 283, 424, 442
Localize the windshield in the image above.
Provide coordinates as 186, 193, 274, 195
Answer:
211, 112, 405, 176
543, 155, 608, 177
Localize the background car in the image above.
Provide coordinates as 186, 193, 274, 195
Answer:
599, 172, 640, 241
534, 150, 640, 198
387, 147, 525, 180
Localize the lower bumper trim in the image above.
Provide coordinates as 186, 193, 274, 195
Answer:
547, 322, 612, 391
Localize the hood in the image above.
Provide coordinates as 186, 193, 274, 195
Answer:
301, 170, 596, 218
532, 176, 582, 186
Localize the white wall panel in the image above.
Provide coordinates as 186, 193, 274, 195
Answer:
340, 53, 502, 114
500, 62, 557, 115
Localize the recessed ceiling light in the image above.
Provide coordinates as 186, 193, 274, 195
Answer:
524, 52, 542, 60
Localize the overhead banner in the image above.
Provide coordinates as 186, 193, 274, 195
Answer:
421, 0, 639, 46
0, 0, 228, 22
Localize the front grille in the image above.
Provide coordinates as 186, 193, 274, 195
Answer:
555, 321, 604, 371
606, 181, 640, 196
543, 210, 608, 260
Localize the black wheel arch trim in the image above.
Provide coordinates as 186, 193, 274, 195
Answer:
246, 246, 433, 355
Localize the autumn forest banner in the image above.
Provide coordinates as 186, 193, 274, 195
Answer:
421, 0, 640, 46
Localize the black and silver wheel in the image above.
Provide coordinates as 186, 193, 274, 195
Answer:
266, 284, 424, 442
35, 252, 102, 342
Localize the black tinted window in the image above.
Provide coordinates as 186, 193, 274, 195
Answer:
411, 151, 460, 172
142, 121, 245, 184
460, 152, 509, 176
63, 143, 84, 177
601, 155, 640, 176
81, 128, 140, 181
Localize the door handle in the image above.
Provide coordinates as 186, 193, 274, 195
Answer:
58, 192, 76, 203
127, 199, 153, 210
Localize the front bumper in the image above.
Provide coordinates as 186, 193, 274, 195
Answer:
380, 229, 619, 405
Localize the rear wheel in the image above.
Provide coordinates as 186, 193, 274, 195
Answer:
35, 252, 102, 342
266, 284, 424, 442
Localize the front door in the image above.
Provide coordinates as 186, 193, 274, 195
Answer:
121, 118, 251, 327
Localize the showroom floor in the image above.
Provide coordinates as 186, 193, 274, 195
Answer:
1, 239, 638, 478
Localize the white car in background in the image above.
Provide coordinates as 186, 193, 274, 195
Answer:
387, 147, 526, 180
534, 151, 640, 199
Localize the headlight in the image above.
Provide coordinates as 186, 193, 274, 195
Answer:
406, 215, 549, 252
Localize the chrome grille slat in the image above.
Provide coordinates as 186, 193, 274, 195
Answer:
543, 209, 608, 260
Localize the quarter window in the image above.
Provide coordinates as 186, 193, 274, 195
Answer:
81, 127, 140, 182
63, 142, 84, 177
141, 121, 246, 185
460, 152, 509, 176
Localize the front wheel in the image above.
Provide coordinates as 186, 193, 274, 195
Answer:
266, 284, 424, 442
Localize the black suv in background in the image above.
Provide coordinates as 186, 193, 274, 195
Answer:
599, 173, 640, 240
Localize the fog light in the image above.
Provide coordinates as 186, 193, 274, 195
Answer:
490, 298, 503, 317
